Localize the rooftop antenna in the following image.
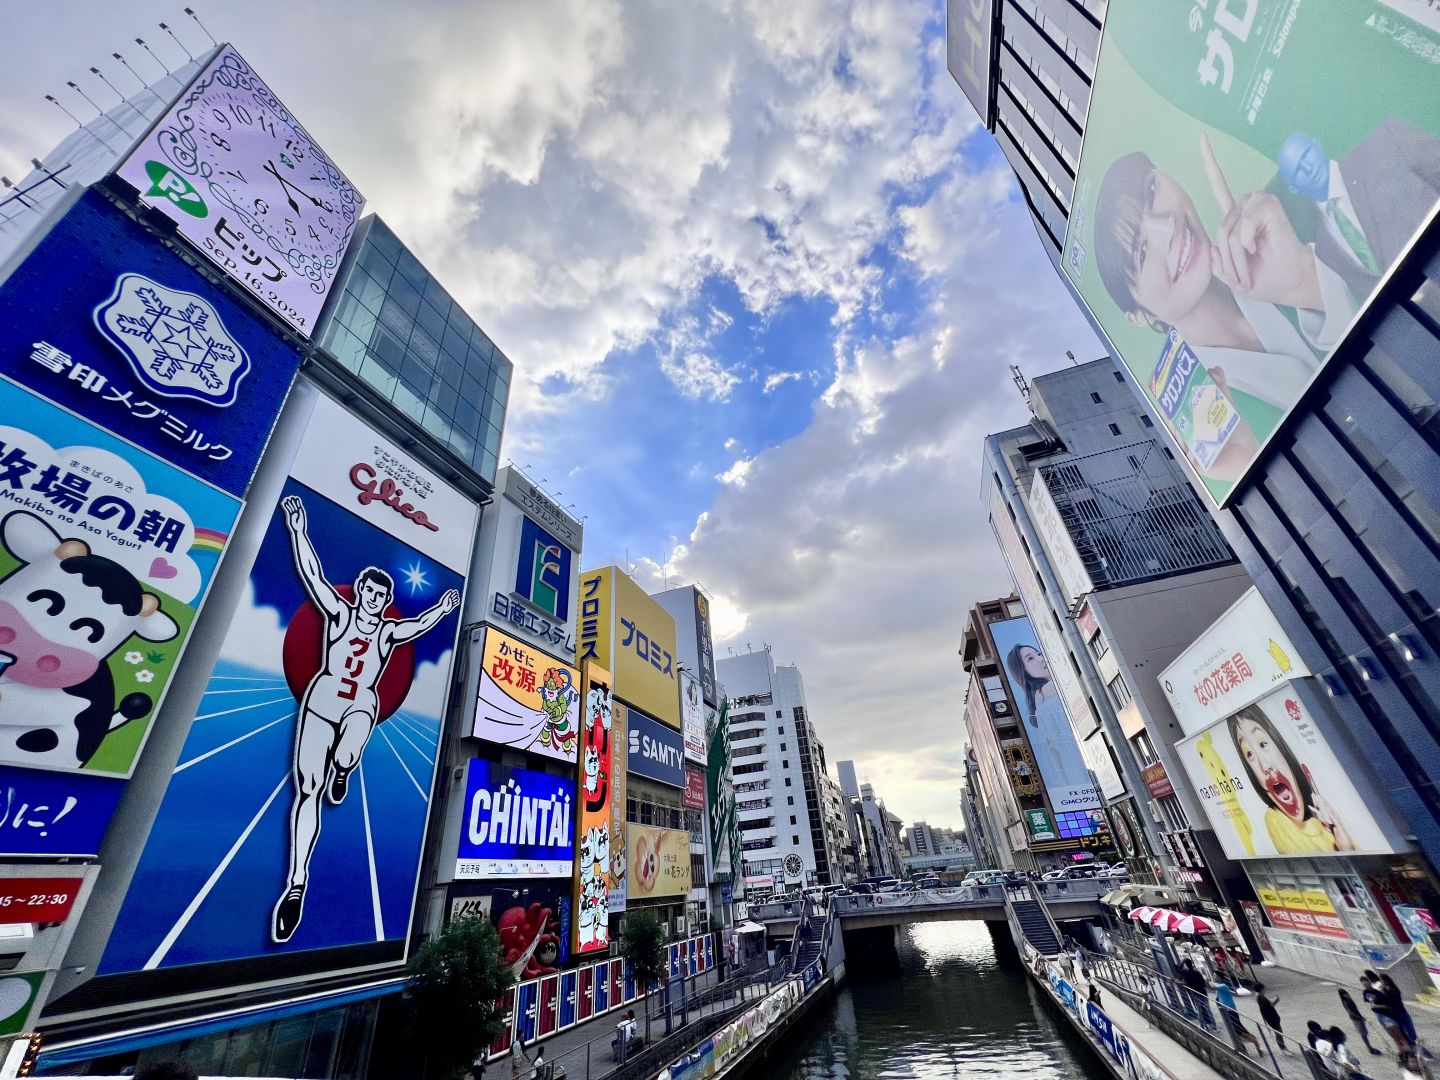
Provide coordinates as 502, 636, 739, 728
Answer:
30, 157, 69, 194
135, 37, 168, 75
184, 7, 217, 45
0, 179, 37, 210
44, 93, 85, 129
158, 22, 195, 62
1010, 364, 1032, 412
66, 79, 106, 118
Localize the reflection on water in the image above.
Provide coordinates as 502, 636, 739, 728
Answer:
767, 922, 1106, 1078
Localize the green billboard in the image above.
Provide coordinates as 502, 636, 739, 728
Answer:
1062, 2, 1440, 504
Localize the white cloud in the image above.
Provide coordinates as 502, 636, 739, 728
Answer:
660, 351, 743, 402
714, 457, 755, 487
723, 437, 739, 451
762, 370, 809, 394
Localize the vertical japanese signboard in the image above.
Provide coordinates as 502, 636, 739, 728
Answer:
1060, 1, 1440, 504
102, 391, 476, 974
577, 566, 680, 727
574, 662, 623, 954
116, 45, 364, 337
693, 589, 718, 707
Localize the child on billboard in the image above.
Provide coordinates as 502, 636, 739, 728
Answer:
1227, 702, 1356, 855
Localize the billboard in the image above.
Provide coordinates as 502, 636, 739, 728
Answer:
683, 766, 706, 811
1174, 686, 1396, 861
627, 826, 692, 900
627, 707, 685, 788
491, 884, 571, 981
988, 615, 1103, 823
707, 703, 741, 884
1061, 1, 1440, 504
455, 761, 575, 880
0, 189, 304, 496
101, 391, 476, 974
693, 589, 719, 707
481, 469, 582, 657
116, 45, 364, 337
573, 663, 624, 955
681, 669, 706, 764
578, 566, 680, 727
1160, 587, 1309, 736
987, 485, 1125, 800
945, 0, 996, 121
471, 626, 580, 762
0, 379, 239, 784
1028, 471, 1092, 610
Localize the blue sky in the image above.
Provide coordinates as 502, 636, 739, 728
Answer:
0, 0, 1104, 827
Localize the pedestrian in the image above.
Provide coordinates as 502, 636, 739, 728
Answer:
1361, 973, 1411, 1056
1256, 984, 1287, 1052
1215, 980, 1263, 1057
1088, 981, 1103, 1009
1377, 972, 1430, 1058
1338, 988, 1385, 1055
1308, 1021, 1326, 1051
1331, 1027, 1368, 1078
1180, 960, 1215, 1030
529, 1045, 546, 1080
510, 1038, 530, 1080
469, 1052, 488, 1080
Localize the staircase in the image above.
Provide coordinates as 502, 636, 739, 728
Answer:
791, 913, 826, 973
1011, 896, 1063, 956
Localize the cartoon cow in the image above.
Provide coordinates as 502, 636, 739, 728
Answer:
0, 510, 178, 768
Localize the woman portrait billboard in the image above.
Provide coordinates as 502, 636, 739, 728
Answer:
989, 616, 1102, 826
1176, 687, 1395, 860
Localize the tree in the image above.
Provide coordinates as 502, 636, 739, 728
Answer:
621, 911, 668, 1043
407, 915, 515, 1079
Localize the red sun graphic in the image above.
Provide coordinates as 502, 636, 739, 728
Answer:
281, 584, 416, 722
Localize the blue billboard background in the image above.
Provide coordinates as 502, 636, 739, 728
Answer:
457, 760, 575, 878
626, 708, 685, 788
0, 766, 123, 857
0, 189, 302, 495
100, 474, 463, 974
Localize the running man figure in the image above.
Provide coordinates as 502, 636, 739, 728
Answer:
273, 495, 459, 943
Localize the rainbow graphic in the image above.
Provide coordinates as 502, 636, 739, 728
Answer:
190, 527, 229, 554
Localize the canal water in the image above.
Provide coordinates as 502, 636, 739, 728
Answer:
767, 922, 1107, 1078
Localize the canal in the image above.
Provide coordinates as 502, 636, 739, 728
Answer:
766, 922, 1107, 1078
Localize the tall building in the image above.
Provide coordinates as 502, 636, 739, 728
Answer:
945, 0, 1103, 267
836, 761, 906, 880
718, 651, 843, 888
957, 2, 1440, 974
960, 744, 1004, 870
982, 358, 1239, 881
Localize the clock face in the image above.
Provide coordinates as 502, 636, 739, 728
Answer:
117, 45, 364, 338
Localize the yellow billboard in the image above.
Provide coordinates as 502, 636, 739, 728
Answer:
472, 626, 580, 762
626, 825, 692, 900
577, 566, 680, 728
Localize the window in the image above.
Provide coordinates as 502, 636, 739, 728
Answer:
792, 835, 800, 845
778, 725, 785, 734
1163, 446, 1174, 459
787, 796, 795, 805
785, 778, 792, 787
780, 743, 787, 751
1090, 392, 1102, 403
790, 815, 798, 825
1108, 423, 1121, 436
1113, 370, 1125, 383
1087, 630, 1109, 661
691, 854, 706, 883
775, 710, 782, 718
782, 759, 790, 769
1107, 672, 1132, 709
1140, 414, 1154, 428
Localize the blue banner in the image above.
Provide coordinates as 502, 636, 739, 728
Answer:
0, 765, 123, 857
456, 760, 575, 879
0, 189, 302, 496
627, 707, 685, 788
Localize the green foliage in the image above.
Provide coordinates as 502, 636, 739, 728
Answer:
407, 916, 515, 1079
621, 911, 668, 989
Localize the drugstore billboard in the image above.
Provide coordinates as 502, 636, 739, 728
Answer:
1174, 687, 1395, 861
1061, 0, 1440, 504
577, 566, 680, 727
102, 391, 476, 975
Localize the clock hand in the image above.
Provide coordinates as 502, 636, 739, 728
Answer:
263, 158, 303, 214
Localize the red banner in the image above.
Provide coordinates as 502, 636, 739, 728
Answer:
683, 767, 706, 810
0, 878, 81, 923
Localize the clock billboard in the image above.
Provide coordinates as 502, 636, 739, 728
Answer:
115, 45, 365, 337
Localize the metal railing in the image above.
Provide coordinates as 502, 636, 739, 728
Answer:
1081, 948, 1299, 1079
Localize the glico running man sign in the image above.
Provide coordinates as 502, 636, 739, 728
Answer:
102, 389, 477, 977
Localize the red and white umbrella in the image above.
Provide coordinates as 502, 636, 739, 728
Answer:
1173, 913, 1218, 936
1127, 905, 1158, 923
1131, 906, 1219, 935
1147, 908, 1188, 932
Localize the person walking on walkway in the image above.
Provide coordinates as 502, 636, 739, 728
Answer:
1256, 985, 1287, 1052
1339, 988, 1385, 1056
1330, 1027, 1368, 1078
1375, 971, 1431, 1058
510, 1039, 531, 1080
1180, 960, 1216, 1030
1362, 973, 1412, 1056
1216, 980, 1263, 1057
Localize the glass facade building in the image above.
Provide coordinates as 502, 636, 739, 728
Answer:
318, 216, 511, 484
